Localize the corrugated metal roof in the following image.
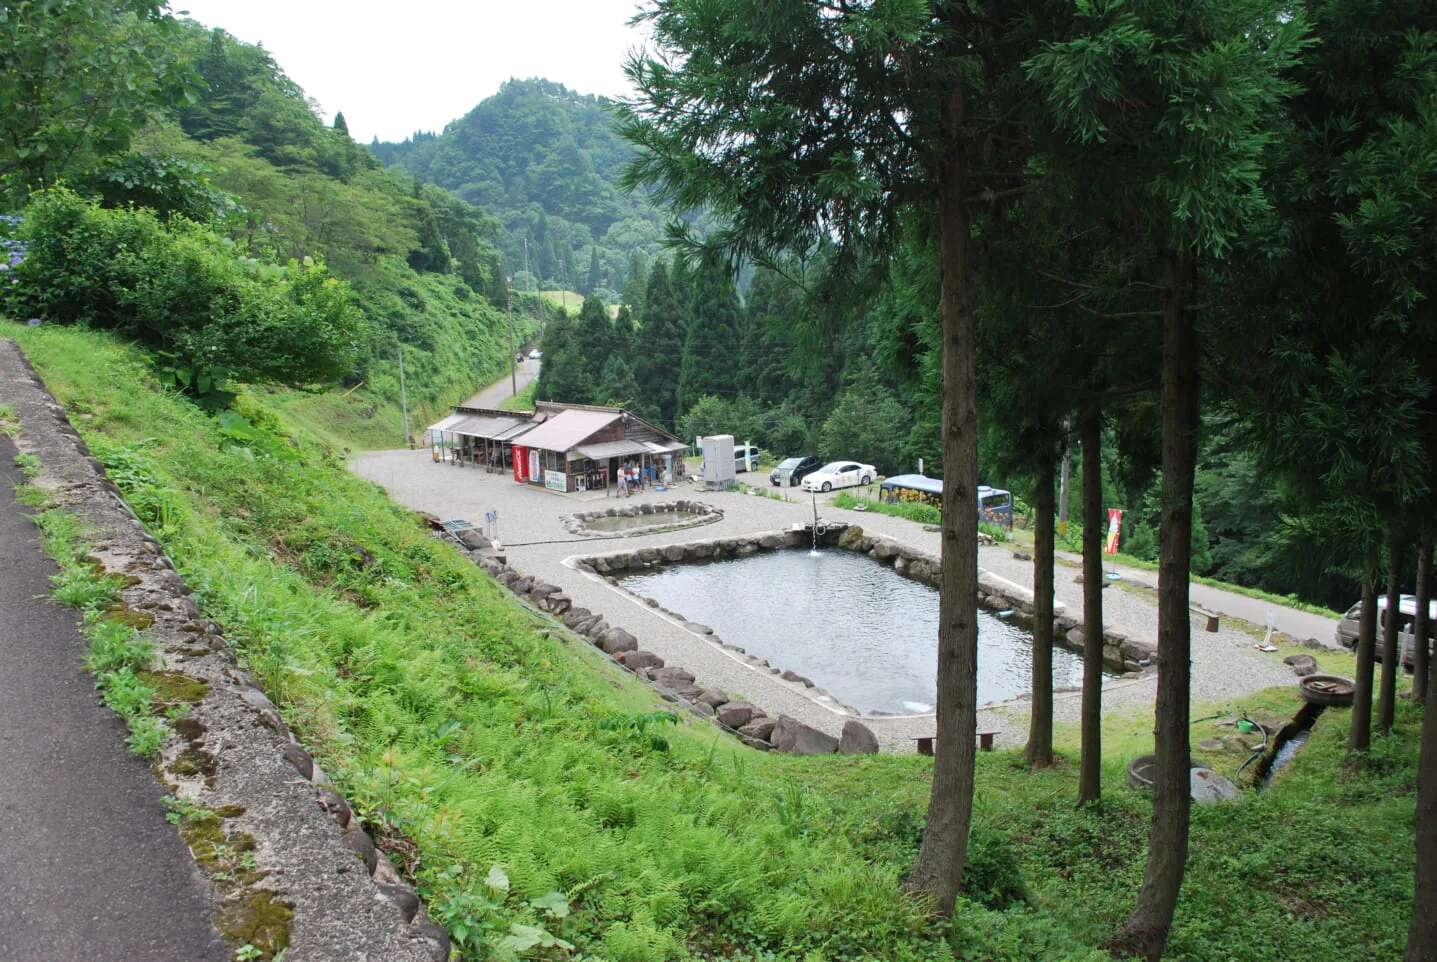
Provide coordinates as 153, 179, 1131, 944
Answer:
645, 439, 685, 454
451, 414, 532, 440
514, 409, 621, 452
493, 421, 537, 442
881, 474, 943, 496
426, 412, 469, 434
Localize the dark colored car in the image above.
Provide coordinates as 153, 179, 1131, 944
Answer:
770, 455, 822, 487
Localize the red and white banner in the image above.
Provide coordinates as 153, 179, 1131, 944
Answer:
1104, 508, 1123, 555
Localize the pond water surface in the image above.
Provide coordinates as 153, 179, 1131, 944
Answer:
617, 549, 1091, 715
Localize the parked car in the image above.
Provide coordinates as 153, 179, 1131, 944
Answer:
734, 444, 761, 473
770, 455, 822, 487
802, 460, 876, 492
1335, 594, 1437, 666
528, 349, 542, 359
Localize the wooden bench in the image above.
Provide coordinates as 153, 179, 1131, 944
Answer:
1190, 605, 1220, 632
912, 730, 1001, 756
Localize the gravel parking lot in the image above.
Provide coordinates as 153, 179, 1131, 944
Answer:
353, 449, 1297, 751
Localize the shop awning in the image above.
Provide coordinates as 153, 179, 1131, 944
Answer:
575, 439, 653, 460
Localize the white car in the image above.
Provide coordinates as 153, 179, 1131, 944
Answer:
801, 460, 876, 492
528, 349, 542, 359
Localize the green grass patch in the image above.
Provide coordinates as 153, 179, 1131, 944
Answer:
498, 379, 537, 413
24, 500, 166, 757
6, 318, 1421, 962
0, 400, 17, 437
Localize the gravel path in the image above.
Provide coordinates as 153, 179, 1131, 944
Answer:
353, 450, 1301, 750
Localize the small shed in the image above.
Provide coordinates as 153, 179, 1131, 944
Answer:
511, 402, 685, 493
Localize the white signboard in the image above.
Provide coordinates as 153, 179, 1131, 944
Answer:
544, 470, 568, 492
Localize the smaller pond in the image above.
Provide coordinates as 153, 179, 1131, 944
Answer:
583, 513, 692, 533
617, 548, 1094, 715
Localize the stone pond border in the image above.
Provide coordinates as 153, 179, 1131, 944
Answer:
0, 340, 445, 962
444, 516, 1156, 757
560, 499, 722, 538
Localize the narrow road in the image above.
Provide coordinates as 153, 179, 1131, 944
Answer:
462, 360, 539, 410
1048, 548, 1340, 646
0, 436, 229, 961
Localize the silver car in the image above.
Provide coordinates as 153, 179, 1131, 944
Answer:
1335, 594, 1436, 666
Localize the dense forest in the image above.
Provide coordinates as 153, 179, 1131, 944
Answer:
374, 79, 669, 304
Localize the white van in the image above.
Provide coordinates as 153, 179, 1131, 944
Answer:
1335, 594, 1437, 666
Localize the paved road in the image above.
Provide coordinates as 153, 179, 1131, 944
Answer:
1039, 545, 1341, 646
351, 451, 1299, 749
462, 360, 539, 410
0, 436, 229, 961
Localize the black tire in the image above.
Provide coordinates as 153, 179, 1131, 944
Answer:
822, 481, 832, 492
861, 474, 872, 486
1299, 674, 1356, 708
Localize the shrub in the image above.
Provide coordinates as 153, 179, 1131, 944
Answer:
15, 188, 366, 393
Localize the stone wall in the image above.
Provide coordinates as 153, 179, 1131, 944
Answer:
560, 499, 721, 538
0, 340, 443, 961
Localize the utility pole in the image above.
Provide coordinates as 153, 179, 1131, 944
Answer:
558, 258, 566, 314
398, 345, 410, 447
1057, 428, 1072, 538
505, 277, 517, 396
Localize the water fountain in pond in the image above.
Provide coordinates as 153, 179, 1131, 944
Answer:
616, 548, 1101, 714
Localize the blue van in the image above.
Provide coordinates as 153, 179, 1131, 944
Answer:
879, 475, 1013, 529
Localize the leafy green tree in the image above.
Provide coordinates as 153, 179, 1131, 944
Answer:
535, 307, 588, 403
17, 188, 365, 391
333, 112, 349, 136
621, 0, 1067, 910
1029, 2, 1308, 955
575, 293, 616, 387
595, 354, 640, 408
676, 263, 742, 415
585, 245, 601, 294
632, 260, 684, 426
818, 366, 908, 475
0, 0, 193, 200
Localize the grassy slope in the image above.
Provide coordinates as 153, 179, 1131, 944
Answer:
5, 320, 1419, 962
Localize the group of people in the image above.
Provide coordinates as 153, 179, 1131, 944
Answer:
616, 459, 652, 496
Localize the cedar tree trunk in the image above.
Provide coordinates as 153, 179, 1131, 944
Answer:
1405, 643, 1437, 961
1116, 252, 1198, 961
1415, 544, 1432, 705
1350, 575, 1379, 753
908, 114, 979, 915
1077, 409, 1105, 804
1379, 540, 1403, 734
1026, 453, 1056, 769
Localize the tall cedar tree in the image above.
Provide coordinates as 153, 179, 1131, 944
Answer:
632, 260, 685, 427
1228, 1, 1436, 760
586, 246, 601, 294
1027, 3, 1307, 956
677, 262, 743, 414
535, 307, 588, 403
576, 292, 616, 388
620, 0, 1069, 910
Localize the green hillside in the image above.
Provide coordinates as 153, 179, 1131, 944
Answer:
8, 319, 1418, 962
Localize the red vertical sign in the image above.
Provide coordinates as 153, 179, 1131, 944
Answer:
1104, 508, 1123, 555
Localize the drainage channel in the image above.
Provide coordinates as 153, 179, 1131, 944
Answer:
1250, 702, 1326, 790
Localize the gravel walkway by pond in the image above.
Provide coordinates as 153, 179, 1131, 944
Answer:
352, 450, 1299, 751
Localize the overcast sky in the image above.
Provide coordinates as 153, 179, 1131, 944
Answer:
175, 0, 652, 143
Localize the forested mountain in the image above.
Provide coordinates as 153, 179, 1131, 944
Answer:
1, 11, 542, 449
374, 79, 666, 300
